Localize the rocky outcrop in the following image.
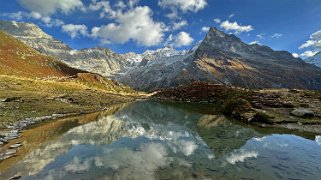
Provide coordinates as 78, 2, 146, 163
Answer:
151, 83, 321, 133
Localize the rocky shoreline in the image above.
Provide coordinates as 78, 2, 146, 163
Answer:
151, 82, 321, 134
0, 112, 86, 162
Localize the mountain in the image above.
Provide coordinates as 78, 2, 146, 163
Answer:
2, 20, 321, 91
306, 52, 321, 67
0, 30, 85, 77
0, 20, 187, 77
117, 27, 321, 91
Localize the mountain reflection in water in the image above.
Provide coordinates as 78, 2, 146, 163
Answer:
1, 101, 321, 179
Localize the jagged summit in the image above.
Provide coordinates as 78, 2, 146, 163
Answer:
200, 27, 247, 53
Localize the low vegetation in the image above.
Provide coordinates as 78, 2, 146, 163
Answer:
0, 75, 143, 129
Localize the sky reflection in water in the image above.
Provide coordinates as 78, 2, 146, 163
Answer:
2, 101, 321, 179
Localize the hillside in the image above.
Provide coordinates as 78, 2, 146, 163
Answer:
0, 31, 142, 130
0, 30, 85, 78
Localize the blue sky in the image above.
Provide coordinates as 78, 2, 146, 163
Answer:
0, 0, 321, 58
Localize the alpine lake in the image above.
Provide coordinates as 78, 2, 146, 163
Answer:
1, 100, 321, 180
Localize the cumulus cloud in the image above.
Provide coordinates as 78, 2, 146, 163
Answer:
292, 53, 299, 58
1, 12, 24, 20
213, 18, 253, 34
62, 24, 88, 38
249, 41, 260, 45
18, 0, 85, 16
300, 51, 318, 58
219, 20, 253, 34
299, 40, 317, 49
92, 6, 166, 46
173, 31, 194, 47
201, 26, 210, 33
213, 18, 221, 24
1, 11, 64, 27
172, 20, 188, 30
89, 0, 116, 18
158, 0, 207, 13
299, 30, 321, 50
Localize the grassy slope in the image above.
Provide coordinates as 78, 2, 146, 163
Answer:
0, 31, 86, 77
0, 31, 142, 129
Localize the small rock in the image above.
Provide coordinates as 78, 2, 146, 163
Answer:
8, 175, 21, 180
5, 149, 17, 156
0, 97, 22, 102
290, 108, 314, 118
9, 143, 22, 149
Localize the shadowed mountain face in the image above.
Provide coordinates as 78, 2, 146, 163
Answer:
191, 27, 321, 90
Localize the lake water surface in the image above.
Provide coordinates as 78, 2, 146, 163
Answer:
1, 101, 321, 179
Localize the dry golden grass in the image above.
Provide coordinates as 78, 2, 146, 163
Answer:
0, 75, 143, 129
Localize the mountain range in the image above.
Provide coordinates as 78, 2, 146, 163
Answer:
1, 20, 321, 91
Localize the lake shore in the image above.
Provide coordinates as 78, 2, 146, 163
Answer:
151, 82, 321, 134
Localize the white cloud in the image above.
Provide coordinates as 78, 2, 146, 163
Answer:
300, 51, 318, 58
89, 0, 117, 18
256, 33, 265, 39
18, 0, 85, 16
1, 12, 24, 20
158, 0, 208, 13
226, 150, 258, 164
62, 24, 88, 38
271, 33, 282, 39
299, 30, 321, 50
173, 31, 194, 47
92, 6, 166, 46
228, 13, 235, 19
201, 26, 210, 32
249, 41, 260, 45
1, 11, 64, 27
299, 40, 317, 49
311, 30, 321, 40
213, 18, 221, 24
172, 20, 188, 30
219, 20, 253, 33
292, 53, 299, 58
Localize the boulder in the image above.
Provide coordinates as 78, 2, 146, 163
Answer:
290, 108, 314, 118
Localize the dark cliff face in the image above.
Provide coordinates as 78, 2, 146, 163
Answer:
190, 27, 321, 90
